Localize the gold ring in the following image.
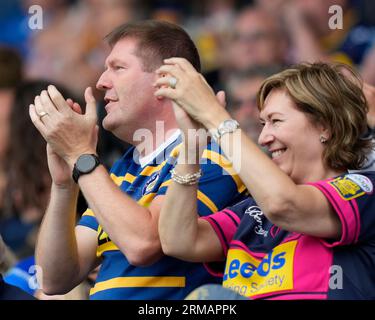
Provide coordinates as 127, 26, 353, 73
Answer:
38, 111, 48, 119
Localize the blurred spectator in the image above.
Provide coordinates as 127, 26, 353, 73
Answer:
26, 0, 135, 97
224, 5, 287, 72
203, 5, 287, 90
0, 234, 34, 300
361, 45, 375, 86
0, 47, 23, 255
0, 234, 17, 275
257, 0, 375, 67
0, 1, 30, 58
4, 255, 93, 299
183, 0, 236, 90
0, 80, 81, 258
0, 47, 23, 165
226, 65, 283, 141
150, 1, 183, 24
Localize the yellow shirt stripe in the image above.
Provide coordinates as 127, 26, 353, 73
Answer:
138, 192, 157, 207
97, 241, 119, 257
110, 173, 136, 186
203, 150, 245, 193
82, 208, 95, 217
90, 276, 186, 295
197, 190, 218, 213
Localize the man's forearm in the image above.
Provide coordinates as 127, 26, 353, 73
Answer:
77, 165, 162, 265
36, 183, 81, 293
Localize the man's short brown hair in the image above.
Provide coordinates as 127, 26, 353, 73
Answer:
105, 20, 201, 72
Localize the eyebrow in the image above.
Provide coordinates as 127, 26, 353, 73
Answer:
104, 59, 127, 69
259, 111, 284, 121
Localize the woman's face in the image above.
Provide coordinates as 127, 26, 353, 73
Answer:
258, 88, 327, 183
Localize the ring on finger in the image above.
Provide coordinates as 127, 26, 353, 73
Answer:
38, 111, 49, 119
168, 77, 178, 89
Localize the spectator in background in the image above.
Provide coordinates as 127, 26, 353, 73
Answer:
224, 6, 288, 72
1, 80, 95, 300
0, 47, 23, 252
257, 0, 375, 67
0, 234, 17, 275
225, 65, 283, 141
0, 1, 30, 58
1, 80, 82, 258
0, 234, 34, 300
205, 5, 288, 91
26, 0, 135, 97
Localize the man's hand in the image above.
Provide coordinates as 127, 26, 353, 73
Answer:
29, 86, 99, 170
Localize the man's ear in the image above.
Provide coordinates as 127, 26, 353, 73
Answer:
153, 72, 166, 101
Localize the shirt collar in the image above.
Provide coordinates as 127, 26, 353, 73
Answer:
138, 129, 181, 168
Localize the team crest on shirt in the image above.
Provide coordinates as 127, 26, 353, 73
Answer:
142, 172, 160, 195
329, 174, 373, 200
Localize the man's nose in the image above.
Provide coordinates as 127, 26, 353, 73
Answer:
96, 70, 112, 91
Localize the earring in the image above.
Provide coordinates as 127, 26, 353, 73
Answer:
320, 135, 327, 144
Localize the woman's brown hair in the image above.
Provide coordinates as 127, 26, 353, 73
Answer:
257, 62, 373, 170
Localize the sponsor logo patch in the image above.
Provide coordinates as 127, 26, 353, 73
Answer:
223, 241, 297, 298
329, 174, 373, 200
142, 172, 160, 195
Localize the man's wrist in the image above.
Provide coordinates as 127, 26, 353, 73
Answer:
72, 153, 101, 184
66, 149, 97, 170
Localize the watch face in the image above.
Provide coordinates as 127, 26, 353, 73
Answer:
223, 119, 239, 130
76, 154, 97, 173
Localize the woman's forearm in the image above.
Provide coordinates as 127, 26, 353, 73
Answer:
159, 143, 202, 260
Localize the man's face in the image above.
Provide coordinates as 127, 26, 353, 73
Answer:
96, 38, 158, 141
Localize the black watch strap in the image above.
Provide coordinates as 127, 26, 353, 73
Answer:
72, 154, 101, 183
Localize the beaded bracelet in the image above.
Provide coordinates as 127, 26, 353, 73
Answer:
170, 168, 202, 185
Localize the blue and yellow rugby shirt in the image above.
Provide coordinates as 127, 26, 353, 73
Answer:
78, 133, 247, 299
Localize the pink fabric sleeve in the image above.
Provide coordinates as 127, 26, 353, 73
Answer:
308, 181, 360, 246
201, 209, 240, 256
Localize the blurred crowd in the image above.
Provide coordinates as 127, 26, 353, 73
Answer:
1, 0, 375, 299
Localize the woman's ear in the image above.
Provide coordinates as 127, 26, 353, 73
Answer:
319, 126, 331, 144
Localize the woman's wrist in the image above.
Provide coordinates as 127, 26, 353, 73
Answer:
202, 107, 232, 131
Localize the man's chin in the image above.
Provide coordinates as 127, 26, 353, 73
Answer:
102, 117, 115, 131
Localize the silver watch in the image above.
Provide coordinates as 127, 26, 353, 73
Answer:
212, 119, 240, 141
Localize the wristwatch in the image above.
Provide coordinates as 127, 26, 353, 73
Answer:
72, 154, 101, 183
212, 119, 240, 141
